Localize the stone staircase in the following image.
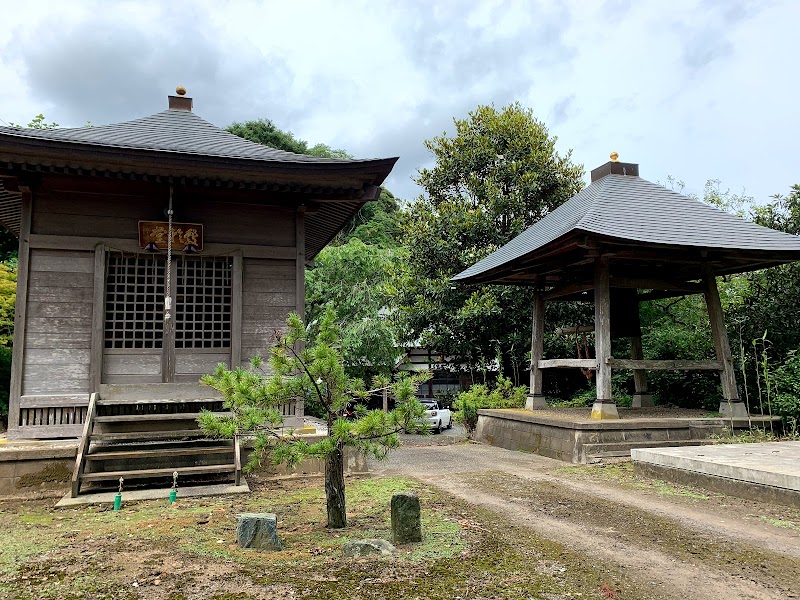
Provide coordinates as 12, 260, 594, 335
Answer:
578, 422, 728, 464
71, 391, 240, 497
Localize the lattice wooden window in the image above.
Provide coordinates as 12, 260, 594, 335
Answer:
104, 253, 165, 349
175, 256, 233, 349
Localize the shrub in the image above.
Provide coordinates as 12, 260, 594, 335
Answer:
771, 350, 800, 420
453, 376, 528, 434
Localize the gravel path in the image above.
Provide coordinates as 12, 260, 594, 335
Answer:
370, 441, 800, 600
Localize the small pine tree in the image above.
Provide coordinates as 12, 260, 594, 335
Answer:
199, 307, 430, 528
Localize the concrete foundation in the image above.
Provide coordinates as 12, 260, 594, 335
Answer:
632, 442, 800, 508
0, 439, 77, 497
474, 409, 781, 464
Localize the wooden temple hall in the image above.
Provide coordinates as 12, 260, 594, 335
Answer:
0, 88, 396, 494
454, 154, 800, 421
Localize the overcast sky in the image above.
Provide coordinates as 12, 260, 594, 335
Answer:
0, 0, 797, 203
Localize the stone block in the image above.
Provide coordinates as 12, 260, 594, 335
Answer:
236, 513, 283, 550
343, 538, 395, 557
391, 492, 422, 544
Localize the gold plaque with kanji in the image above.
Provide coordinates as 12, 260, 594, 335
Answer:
138, 221, 204, 251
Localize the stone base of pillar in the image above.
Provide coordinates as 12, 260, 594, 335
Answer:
720, 399, 749, 418
632, 393, 654, 408
590, 400, 619, 420
526, 394, 547, 410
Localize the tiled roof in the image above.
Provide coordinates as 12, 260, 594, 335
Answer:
454, 174, 800, 281
0, 109, 370, 165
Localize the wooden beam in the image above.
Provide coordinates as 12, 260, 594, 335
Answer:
231, 251, 243, 369
538, 359, 596, 369
19, 394, 91, 408
88, 245, 106, 392
8, 186, 32, 433
72, 391, 98, 497
703, 266, 740, 402
555, 325, 594, 335
609, 277, 703, 292
608, 359, 722, 370
594, 257, 612, 401
528, 289, 545, 407
544, 281, 593, 300
637, 289, 702, 302
295, 206, 306, 320
28, 234, 297, 260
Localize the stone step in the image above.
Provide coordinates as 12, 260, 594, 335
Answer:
97, 397, 222, 406
584, 439, 718, 458
90, 429, 212, 442
86, 446, 233, 461
93, 412, 229, 423
80, 464, 235, 483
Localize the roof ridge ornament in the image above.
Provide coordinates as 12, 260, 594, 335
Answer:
168, 86, 193, 111
610, 151, 619, 162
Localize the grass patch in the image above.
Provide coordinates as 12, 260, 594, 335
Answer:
760, 515, 799, 530
556, 462, 711, 500
0, 474, 660, 599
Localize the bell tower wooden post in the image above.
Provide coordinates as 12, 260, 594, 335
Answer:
592, 257, 618, 419
630, 335, 653, 408
527, 287, 546, 409
703, 266, 747, 418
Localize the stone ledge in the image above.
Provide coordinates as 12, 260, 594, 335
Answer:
633, 461, 800, 509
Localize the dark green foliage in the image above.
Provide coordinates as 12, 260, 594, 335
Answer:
225, 118, 350, 158
305, 239, 404, 385
393, 103, 584, 383
0, 346, 10, 420
772, 351, 800, 420
333, 189, 403, 248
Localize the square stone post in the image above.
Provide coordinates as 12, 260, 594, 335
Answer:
630, 336, 653, 407
527, 288, 546, 409
702, 266, 747, 418
592, 257, 618, 419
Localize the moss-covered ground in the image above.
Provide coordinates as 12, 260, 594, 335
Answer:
0, 474, 651, 599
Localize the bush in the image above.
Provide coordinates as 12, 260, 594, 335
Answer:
453, 376, 528, 434
0, 345, 11, 424
771, 350, 800, 420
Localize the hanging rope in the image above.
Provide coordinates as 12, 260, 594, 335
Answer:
164, 185, 173, 322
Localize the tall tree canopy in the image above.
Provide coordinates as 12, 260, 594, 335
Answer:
226, 118, 350, 159
228, 118, 405, 385
392, 103, 584, 381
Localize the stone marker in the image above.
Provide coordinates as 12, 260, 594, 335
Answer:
391, 492, 422, 544
343, 538, 395, 557
236, 513, 283, 550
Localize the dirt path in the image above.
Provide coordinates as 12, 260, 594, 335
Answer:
371, 442, 800, 599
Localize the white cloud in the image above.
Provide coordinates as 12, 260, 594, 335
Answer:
0, 0, 797, 202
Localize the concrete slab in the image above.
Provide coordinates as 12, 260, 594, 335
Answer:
55, 482, 250, 507
631, 441, 800, 493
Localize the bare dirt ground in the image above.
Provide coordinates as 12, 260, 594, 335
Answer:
372, 439, 800, 600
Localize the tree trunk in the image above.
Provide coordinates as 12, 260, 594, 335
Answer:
325, 446, 347, 528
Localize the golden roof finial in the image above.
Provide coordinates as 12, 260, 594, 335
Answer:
175, 85, 187, 96
610, 151, 619, 162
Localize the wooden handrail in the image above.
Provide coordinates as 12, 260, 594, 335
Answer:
71, 392, 99, 498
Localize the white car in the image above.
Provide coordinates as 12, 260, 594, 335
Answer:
420, 399, 452, 433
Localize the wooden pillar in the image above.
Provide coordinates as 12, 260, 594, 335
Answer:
526, 288, 546, 409
703, 266, 746, 418
295, 205, 306, 417
630, 336, 653, 407
88, 245, 107, 392
591, 257, 618, 419
7, 186, 32, 438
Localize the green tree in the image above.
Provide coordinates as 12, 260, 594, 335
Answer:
199, 309, 429, 528
333, 189, 403, 248
306, 238, 404, 387
392, 103, 583, 381
226, 118, 350, 158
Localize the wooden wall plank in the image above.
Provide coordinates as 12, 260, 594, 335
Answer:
175, 353, 230, 374
103, 352, 162, 376
27, 302, 93, 318
29, 251, 94, 273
